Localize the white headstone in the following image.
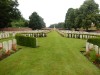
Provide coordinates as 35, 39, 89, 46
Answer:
12, 33, 16, 37
94, 45, 99, 55
69, 34, 71, 38
12, 39, 17, 45
0, 34, 1, 39
33, 34, 34, 37
7, 33, 10, 38
99, 48, 100, 56
71, 34, 73, 38
85, 35, 87, 39
43, 33, 44, 37
12, 39, 17, 51
2, 41, 9, 53
89, 43, 94, 50
74, 34, 76, 38
86, 42, 89, 53
2, 34, 5, 38
5, 34, 7, 38
8, 40, 12, 51
0, 43, 2, 49
38, 33, 39, 37
28, 34, 30, 37
80, 35, 82, 39
83, 35, 85, 39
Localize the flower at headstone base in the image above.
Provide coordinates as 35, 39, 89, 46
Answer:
6, 50, 10, 55
12, 44, 17, 51
3, 41, 7, 54
6, 43, 10, 55
8, 40, 13, 53
12, 39, 17, 51
94, 45, 99, 57
0, 43, 2, 50
86, 42, 90, 54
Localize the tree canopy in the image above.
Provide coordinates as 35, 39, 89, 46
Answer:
11, 17, 29, 27
64, 0, 100, 31
29, 12, 46, 30
0, 0, 21, 28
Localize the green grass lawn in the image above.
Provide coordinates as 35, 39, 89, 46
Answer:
0, 31, 100, 75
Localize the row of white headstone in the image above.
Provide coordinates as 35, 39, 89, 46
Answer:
86, 42, 100, 56
23, 33, 47, 37
0, 33, 10, 39
1, 30, 50, 37
0, 39, 17, 56
66, 33, 97, 39
58, 30, 100, 39
60, 30, 100, 36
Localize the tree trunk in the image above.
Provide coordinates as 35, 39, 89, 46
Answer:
86, 27, 88, 31
74, 27, 77, 31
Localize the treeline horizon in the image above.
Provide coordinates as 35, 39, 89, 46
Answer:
0, 0, 100, 30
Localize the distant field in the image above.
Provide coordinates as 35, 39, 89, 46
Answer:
0, 31, 100, 75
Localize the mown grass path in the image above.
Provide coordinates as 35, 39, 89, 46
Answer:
0, 31, 100, 75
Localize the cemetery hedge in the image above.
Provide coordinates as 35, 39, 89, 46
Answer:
15, 34, 36, 48
87, 38, 100, 47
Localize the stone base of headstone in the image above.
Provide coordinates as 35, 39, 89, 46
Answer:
6, 50, 10, 55
94, 45, 99, 56
0, 52, 2, 58
86, 42, 89, 54
12, 44, 17, 51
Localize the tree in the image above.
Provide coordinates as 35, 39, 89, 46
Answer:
49, 22, 64, 28
0, 0, 21, 28
11, 17, 29, 27
64, 8, 75, 30
24, 20, 29, 27
79, 0, 99, 31
29, 12, 46, 30
73, 9, 83, 30
64, 0, 100, 31
94, 14, 100, 29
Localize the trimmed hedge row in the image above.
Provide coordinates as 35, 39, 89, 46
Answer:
87, 38, 100, 47
15, 34, 36, 48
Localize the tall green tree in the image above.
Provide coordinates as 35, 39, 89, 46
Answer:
64, 8, 75, 30
64, 0, 100, 31
94, 14, 100, 29
74, 9, 83, 30
0, 0, 21, 28
79, 0, 99, 31
29, 12, 46, 30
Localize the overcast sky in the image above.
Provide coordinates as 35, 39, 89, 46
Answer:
18, 0, 100, 27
